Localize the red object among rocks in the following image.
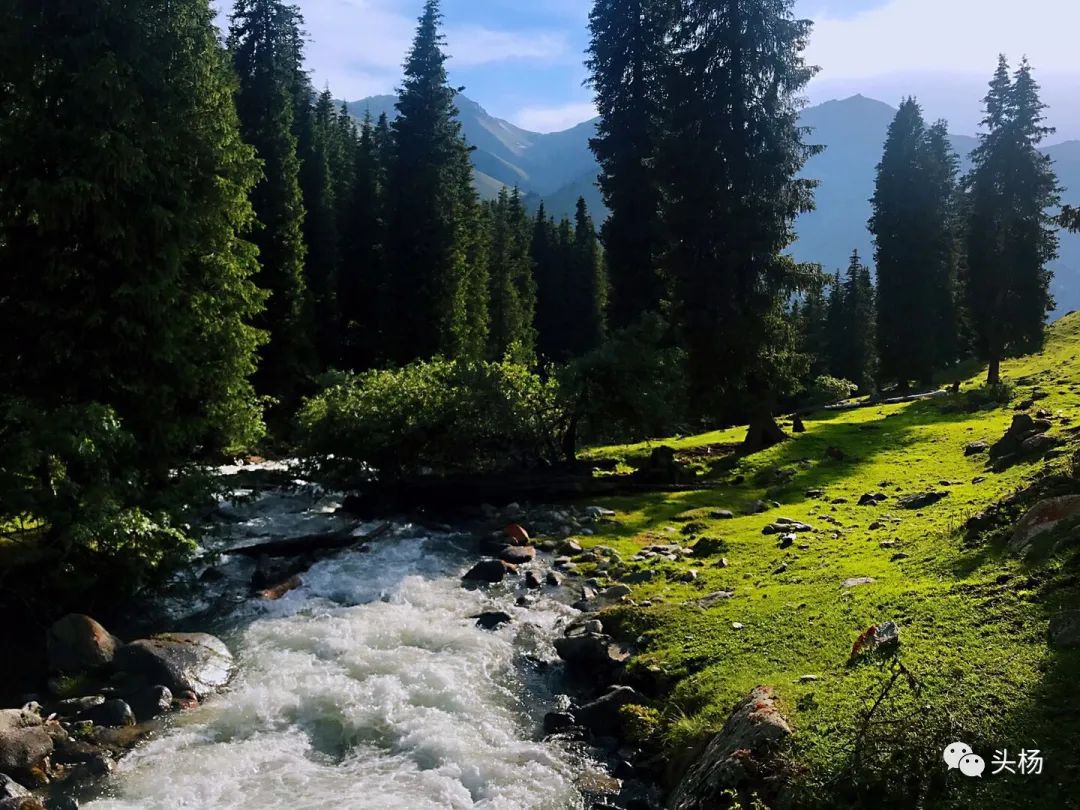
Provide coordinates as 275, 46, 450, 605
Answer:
504, 523, 530, 546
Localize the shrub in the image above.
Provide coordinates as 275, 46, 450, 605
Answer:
296, 358, 568, 478
805, 375, 858, 407
0, 398, 197, 600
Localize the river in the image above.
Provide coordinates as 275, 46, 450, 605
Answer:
81, 464, 607, 809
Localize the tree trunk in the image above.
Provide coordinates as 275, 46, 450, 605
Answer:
743, 412, 789, 452
987, 355, 1001, 386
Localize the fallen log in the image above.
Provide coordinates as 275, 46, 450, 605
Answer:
232, 521, 391, 558
257, 575, 303, 601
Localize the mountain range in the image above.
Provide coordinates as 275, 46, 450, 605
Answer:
349, 94, 1080, 317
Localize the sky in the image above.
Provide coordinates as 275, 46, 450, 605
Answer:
253, 0, 1080, 139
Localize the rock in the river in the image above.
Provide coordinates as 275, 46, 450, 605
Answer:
462, 559, 517, 584
545, 571, 563, 587
667, 686, 793, 810
46, 797, 79, 810
46, 615, 121, 673
128, 686, 172, 723
0, 774, 30, 802
1009, 496, 1080, 556
543, 712, 577, 734
54, 696, 105, 718
554, 634, 631, 669
82, 699, 135, 728
524, 571, 543, 590
503, 523, 531, 546
499, 546, 536, 564
574, 686, 646, 737
0, 797, 44, 810
1049, 611, 1080, 649
472, 611, 513, 631
114, 633, 234, 699
0, 711, 52, 779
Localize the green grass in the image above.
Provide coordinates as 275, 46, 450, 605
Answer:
575, 313, 1080, 809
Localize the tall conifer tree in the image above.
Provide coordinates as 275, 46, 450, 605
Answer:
658, 0, 820, 449
229, 0, 313, 406
587, 0, 671, 328
383, 0, 481, 362
486, 189, 537, 361
964, 57, 1059, 384
572, 197, 608, 354
0, 0, 266, 470
870, 99, 960, 388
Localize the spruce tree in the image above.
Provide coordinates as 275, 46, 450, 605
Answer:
486, 189, 537, 361
0, 0, 266, 471
340, 113, 385, 370
586, 0, 671, 328
302, 88, 342, 367
870, 98, 960, 388
839, 250, 877, 391
229, 0, 313, 407
798, 281, 829, 380
383, 0, 481, 362
572, 197, 608, 354
658, 0, 820, 449
964, 57, 1059, 384
532, 205, 563, 361
824, 272, 847, 379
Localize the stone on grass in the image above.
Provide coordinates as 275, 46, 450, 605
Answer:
897, 491, 948, 510
842, 577, 876, 588
1009, 496, 1080, 557
574, 686, 646, 737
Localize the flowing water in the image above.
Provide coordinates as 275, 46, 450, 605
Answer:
82, 465, 605, 810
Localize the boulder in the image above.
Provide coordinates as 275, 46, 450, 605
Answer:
601, 584, 632, 600
472, 611, 513, 631
554, 634, 632, 669
842, 577, 876, 588
114, 633, 234, 699
964, 441, 989, 456
499, 546, 536, 564
0, 711, 52, 779
461, 559, 517, 584
524, 571, 543, 590
709, 510, 735, 520
667, 687, 793, 810
46, 615, 121, 674
503, 524, 531, 546
81, 700, 135, 728
1009, 496, 1080, 556
1020, 433, 1062, 456
691, 591, 736, 609
1049, 611, 1080, 649
0, 774, 30, 802
545, 571, 563, 587
543, 712, 577, 735
128, 686, 172, 723
858, 493, 888, 506
897, 491, 948, 510
575, 686, 646, 737
0, 798, 44, 810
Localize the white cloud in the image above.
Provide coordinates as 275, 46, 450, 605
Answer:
444, 26, 570, 68
806, 0, 1080, 80
514, 102, 598, 133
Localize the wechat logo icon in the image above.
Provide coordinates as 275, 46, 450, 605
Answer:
944, 742, 985, 777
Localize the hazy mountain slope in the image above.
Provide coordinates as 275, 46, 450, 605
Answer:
348, 92, 1080, 315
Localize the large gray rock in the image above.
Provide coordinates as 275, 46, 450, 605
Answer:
46, 615, 121, 673
114, 633, 234, 699
0, 711, 52, 780
668, 687, 793, 810
575, 686, 646, 737
1009, 496, 1080, 556
554, 633, 631, 669
462, 559, 517, 584
0, 774, 30, 801
1049, 611, 1080, 649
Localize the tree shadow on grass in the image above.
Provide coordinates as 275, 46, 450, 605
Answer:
595, 399, 991, 544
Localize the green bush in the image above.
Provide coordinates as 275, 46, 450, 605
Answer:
0, 398, 197, 598
296, 358, 569, 478
805, 375, 858, 407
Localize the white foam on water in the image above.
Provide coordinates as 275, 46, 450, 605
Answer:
85, 486, 591, 810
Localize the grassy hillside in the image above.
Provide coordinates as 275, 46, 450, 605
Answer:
575, 314, 1080, 808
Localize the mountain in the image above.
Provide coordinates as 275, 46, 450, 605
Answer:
348, 93, 1080, 317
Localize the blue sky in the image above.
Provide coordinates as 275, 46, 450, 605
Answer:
266, 0, 1080, 138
